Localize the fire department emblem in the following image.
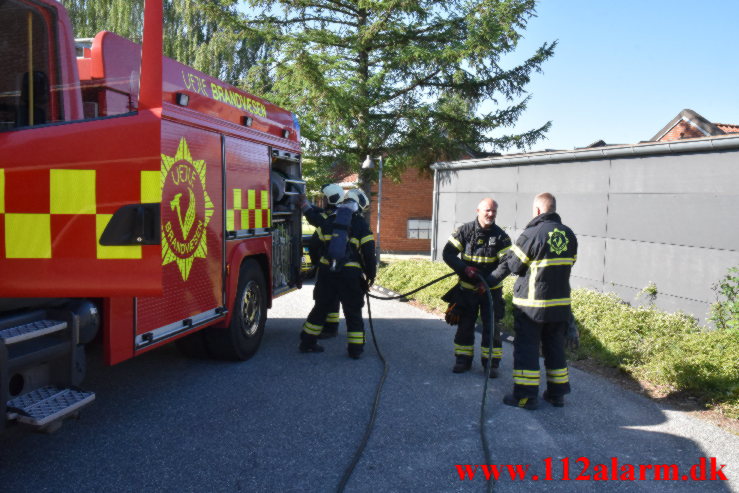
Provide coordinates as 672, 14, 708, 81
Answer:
547, 228, 569, 255
160, 137, 214, 281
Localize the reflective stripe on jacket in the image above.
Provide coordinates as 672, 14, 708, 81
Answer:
442, 218, 512, 290
315, 214, 376, 279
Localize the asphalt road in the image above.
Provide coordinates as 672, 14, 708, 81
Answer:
1, 281, 737, 492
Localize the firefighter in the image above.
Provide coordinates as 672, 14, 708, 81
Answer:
442, 198, 511, 376
299, 189, 376, 358
487, 193, 578, 410
302, 183, 345, 338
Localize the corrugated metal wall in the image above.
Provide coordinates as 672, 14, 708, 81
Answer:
432, 138, 739, 323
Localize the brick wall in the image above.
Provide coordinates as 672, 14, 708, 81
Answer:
659, 120, 706, 141
369, 167, 433, 253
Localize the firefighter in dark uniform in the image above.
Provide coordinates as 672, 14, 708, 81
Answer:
299, 189, 376, 358
302, 183, 345, 337
487, 192, 578, 410
443, 198, 511, 376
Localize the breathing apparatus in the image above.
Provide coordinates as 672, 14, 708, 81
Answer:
326, 200, 359, 272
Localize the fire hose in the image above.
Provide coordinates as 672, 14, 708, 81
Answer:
337, 271, 498, 493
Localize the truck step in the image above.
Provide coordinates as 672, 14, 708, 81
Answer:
6, 386, 95, 429
0, 320, 67, 345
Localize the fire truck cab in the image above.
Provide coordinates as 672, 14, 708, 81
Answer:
0, 0, 304, 431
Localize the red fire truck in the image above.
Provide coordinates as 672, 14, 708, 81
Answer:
0, 0, 305, 431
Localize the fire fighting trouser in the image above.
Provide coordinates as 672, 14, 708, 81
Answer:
511, 309, 570, 399
301, 267, 365, 352
312, 270, 340, 334
454, 287, 504, 366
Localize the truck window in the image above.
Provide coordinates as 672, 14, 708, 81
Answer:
1, 0, 146, 132
0, 0, 59, 130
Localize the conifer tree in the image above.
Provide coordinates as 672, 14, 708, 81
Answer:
244, 0, 555, 182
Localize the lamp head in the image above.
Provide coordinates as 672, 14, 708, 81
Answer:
361, 155, 374, 169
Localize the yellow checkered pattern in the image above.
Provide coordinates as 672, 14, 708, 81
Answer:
1, 168, 157, 259
226, 188, 271, 231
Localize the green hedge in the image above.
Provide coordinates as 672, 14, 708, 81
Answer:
377, 260, 739, 419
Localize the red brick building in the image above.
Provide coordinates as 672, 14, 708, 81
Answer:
651, 108, 739, 142
369, 167, 434, 254
335, 168, 434, 254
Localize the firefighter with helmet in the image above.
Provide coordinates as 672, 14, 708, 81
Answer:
302, 183, 345, 337
442, 198, 511, 376
299, 188, 376, 358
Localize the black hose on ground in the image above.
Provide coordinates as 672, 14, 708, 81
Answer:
367, 272, 455, 300
335, 293, 388, 493
476, 272, 497, 493
337, 271, 498, 493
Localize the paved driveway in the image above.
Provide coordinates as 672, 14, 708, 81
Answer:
0, 282, 736, 492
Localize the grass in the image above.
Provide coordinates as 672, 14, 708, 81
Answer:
377, 259, 739, 419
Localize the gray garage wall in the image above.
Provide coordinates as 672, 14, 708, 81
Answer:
431, 135, 739, 323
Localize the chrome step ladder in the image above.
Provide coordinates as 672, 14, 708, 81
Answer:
0, 314, 95, 431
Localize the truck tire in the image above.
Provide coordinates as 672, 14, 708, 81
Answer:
206, 259, 267, 360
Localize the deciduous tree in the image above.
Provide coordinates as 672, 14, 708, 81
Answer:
63, 0, 268, 85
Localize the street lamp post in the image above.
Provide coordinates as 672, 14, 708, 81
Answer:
361, 155, 383, 264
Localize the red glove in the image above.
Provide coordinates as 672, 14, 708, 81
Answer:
475, 282, 487, 295
464, 266, 480, 280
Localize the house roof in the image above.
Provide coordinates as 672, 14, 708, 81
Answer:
651, 109, 739, 142
336, 173, 358, 187
431, 133, 739, 171
717, 123, 739, 133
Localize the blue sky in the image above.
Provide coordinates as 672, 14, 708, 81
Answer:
490, 0, 739, 152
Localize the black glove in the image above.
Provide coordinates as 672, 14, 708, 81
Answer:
360, 276, 373, 293
566, 316, 580, 350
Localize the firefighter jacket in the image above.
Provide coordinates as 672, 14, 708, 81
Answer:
303, 205, 334, 265
303, 204, 332, 228
443, 219, 512, 291
315, 213, 376, 280
489, 212, 577, 323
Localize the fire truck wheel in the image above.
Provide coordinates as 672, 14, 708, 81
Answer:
207, 259, 266, 360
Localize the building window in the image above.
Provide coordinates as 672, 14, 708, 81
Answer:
407, 219, 431, 239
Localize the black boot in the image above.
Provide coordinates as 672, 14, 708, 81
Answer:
318, 322, 339, 339
503, 393, 538, 410
452, 355, 472, 373
481, 359, 499, 378
543, 390, 565, 407
299, 341, 324, 353
348, 344, 363, 359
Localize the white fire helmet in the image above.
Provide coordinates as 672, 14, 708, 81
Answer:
321, 183, 345, 206
344, 188, 370, 210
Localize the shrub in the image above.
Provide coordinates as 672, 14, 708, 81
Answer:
710, 266, 739, 331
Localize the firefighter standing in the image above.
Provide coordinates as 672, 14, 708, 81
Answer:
302, 183, 345, 338
299, 190, 376, 358
487, 193, 578, 410
442, 198, 511, 376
